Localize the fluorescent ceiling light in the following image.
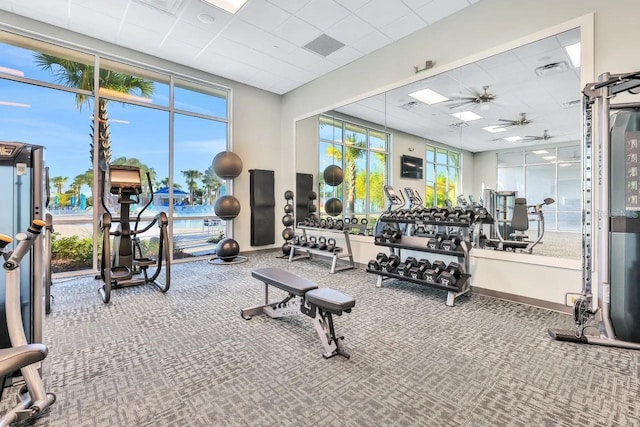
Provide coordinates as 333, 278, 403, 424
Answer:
451, 111, 482, 121
482, 125, 507, 133
202, 0, 247, 13
532, 150, 549, 154
504, 136, 523, 142
408, 88, 449, 105
564, 42, 581, 68
98, 87, 152, 104
0, 66, 24, 77
558, 163, 572, 167
542, 155, 557, 160
0, 101, 30, 108
110, 119, 131, 124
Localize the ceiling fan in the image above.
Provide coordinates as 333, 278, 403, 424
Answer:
494, 112, 532, 128
448, 85, 497, 109
522, 130, 553, 141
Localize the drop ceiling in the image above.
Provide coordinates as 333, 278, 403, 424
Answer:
0, 0, 480, 95
334, 28, 582, 152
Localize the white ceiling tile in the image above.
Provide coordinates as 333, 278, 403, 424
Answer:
415, 0, 469, 24
356, 0, 412, 28
265, 0, 312, 14
165, 19, 221, 49
284, 48, 339, 74
380, 12, 425, 40
202, 55, 260, 82
179, 0, 234, 31
68, 10, 121, 44
236, 0, 290, 32
326, 45, 363, 66
400, 0, 434, 10
224, 19, 297, 57
10, 0, 69, 28
467, 0, 481, 4
70, 0, 128, 21
203, 36, 261, 63
351, 30, 392, 54
116, 24, 165, 54
157, 38, 203, 64
124, 1, 177, 34
272, 15, 323, 47
296, 0, 350, 31
325, 14, 375, 46
334, 0, 372, 12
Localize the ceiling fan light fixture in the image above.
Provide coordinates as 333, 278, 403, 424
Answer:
482, 125, 507, 133
504, 136, 523, 142
564, 42, 581, 68
201, 0, 247, 14
451, 111, 482, 121
408, 88, 449, 105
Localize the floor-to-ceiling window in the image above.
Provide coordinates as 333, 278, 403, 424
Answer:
0, 30, 230, 274
425, 145, 461, 207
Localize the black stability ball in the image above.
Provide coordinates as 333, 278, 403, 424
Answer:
214, 195, 241, 220
308, 192, 317, 200
284, 204, 293, 214
284, 190, 294, 200
282, 242, 292, 256
282, 214, 294, 227
216, 238, 240, 262
325, 197, 343, 216
213, 151, 243, 179
323, 165, 344, 186
308, 204, 317, 213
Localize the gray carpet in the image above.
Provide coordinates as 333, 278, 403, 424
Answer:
1, 251, 638, 426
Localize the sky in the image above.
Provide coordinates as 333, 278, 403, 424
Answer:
0, 42, 228, 194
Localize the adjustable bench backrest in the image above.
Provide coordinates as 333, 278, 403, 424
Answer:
251, 267, 318, 296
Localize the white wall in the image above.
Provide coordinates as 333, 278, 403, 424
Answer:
0, 11, 284, 253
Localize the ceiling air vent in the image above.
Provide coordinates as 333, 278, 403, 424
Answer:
535, 61, 569, 77
132, 0, 185, 15
449, 122, 469, 128
304, 34, 345, 57
400, 101, 419, 111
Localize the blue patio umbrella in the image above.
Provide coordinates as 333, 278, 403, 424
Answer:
80, 194, 87, 210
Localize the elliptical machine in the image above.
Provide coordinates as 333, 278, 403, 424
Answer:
0, 220, 56, 426
97, 164, 170, 303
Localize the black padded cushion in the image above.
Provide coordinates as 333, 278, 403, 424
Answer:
306, 288, 356, 314
251, 267, 318, 296
0, 344, 47, 376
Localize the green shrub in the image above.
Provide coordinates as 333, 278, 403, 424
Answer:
51, 232, 93, 263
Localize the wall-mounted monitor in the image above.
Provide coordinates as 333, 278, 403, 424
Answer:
401, 155, 424, 179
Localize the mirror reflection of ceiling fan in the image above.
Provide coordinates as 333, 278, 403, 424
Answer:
492, 129, 554, 142
494, 112, 532, 128
448, 85, 497, 110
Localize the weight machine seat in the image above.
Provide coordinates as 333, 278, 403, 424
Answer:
0, 344, 47, 377
251, 267, 318, 296
511, 198, 529, 232
306, 288, 355, 315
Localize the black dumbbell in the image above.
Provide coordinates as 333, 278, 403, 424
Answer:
318, 236, 328, 250
368, 259, 381, 271
375, 234, 387, 243
410, 258, 431, 280
415, 225, 426, 235
438, 262, 463, 287
386, 255, 401, 273
441, 234, 462, 251
405, 257, 418, 268
397, 262, 410, 276
427, 233, 446, 249
308, 236, 318, 248
423, 260, 447, 282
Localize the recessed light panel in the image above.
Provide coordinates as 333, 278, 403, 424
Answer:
532, 150, 549, 154
408, 88, 449, 105
202, 0, 247, 14
564, 42, 581, 68
451, 111, 482, 121
482, 125, 507, 133
504, 136, 523, 142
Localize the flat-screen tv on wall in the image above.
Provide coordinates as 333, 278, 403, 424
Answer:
401, 155, 424, 179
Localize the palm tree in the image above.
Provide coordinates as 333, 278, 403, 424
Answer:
201, 165, 222, 205
34, 54, 154, 210
326, 134, 367, 215
50, 176, 68, 195
181, 170, 203, 205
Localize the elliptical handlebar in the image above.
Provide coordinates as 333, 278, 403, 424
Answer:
134, 171, 154, 233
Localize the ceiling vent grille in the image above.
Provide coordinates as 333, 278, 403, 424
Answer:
132, 0, 185, 15
449, 122, 469, 128
535, 61, 569, 77
304, 34, 345, 57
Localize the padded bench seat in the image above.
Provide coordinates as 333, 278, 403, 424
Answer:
306, 288, 355, 314
251, 267, 318, 296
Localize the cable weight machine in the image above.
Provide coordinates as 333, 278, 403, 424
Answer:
548, 71, 640, 349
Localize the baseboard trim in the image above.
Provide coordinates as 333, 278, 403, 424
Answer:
472, 287, 572, 314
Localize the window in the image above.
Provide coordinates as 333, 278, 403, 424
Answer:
425, 146, 461, 207
0, 30, 230, 272
318, 115, 389, 222
497, 145, 581, 231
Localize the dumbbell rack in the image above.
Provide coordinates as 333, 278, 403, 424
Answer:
368, 218, 472, 307
288, 225, 356, 273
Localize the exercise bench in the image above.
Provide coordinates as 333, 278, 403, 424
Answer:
241, 267, 356, 359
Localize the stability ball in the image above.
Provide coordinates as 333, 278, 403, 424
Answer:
325, 198, 343, 216
214, 195, 241, 220
216, 238, 240, 262
213, 151, 243, 179
282, 242, 292, 256
323, 165, 344, 186
309, 192, 317, 200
